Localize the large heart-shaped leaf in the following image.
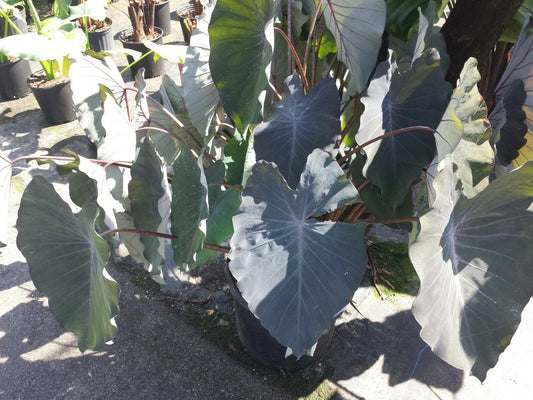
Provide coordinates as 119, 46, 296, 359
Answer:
356, 49, 451, 207
254, 75, 341, 188
16, 176, 119, 351
0, 151, 11, 247
209, 0, 279, 132
129, 137, 171, 275
170, 142, 208, 267
322, 0, 386, 93
182, 0, 219, 139
410, 161, 533, 381
230, 149, 366, 357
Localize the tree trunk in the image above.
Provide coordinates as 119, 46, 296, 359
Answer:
441, 0, 523, 105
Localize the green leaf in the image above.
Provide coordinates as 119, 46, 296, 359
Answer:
254, 75, 341, 188
385, 0, 447, 40
500, 0, 533, 43
356, 49, 451, 207
129, 137, 171, 276
427, 58, 491, 204
16, 176, 119, 351
182, 0, 220, 139
170, 142, 208, 267
53, 154, 121, 231
350, 153, 413, 229
223, 131, 255, 187
389, 2, 449, 74
409, 161, 533, 381
230, 149, 365, 357
209, 0, 280, 132
68, 0, 107, 21
0, 30, 86, 62
322, 0, 386, 93
191, 161, 241, 267
0, 151, 11, 247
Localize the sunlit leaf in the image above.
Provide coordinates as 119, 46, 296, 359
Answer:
410, 161, 533, 381
17, 176, 119, 351
322, 0, 386, 93
230, 149, 365, 357
182, 0, 219, 139
209, 0, 279, 132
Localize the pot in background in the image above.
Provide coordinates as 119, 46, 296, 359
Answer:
224, 264, 334, 371
28, 72, 76, 125
177, 3, 196, 45
0, 6, 28, 37
155, 0, 171, 37
87, 18, 113, 52
119, 27, 164, 78
0, 58, 31, 100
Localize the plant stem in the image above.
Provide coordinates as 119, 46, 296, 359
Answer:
303, 0, 325, 77
9, 155, 132, 168
100, 228, 230, 253
143, 93, 204, 152
274, 27, 309, 92
207, 183, 243, 192
338, 125, 436, 165
359, 217, 419, 225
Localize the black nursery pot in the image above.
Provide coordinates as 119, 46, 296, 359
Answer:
88, 18, 113, 52
155, 0, 171, 37
0, 58, 31, 100
0, 6, 28, 37
177, 3, 195, 45
119, 27, 164, 78
28, 73, 76, 125
224, 264, 334, 371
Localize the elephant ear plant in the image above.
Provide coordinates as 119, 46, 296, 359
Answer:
0, 0, 87, 80
4, 0, 533, 382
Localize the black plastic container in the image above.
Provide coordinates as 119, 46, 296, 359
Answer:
0, 58, 31, 100
224, 264, 334, 371
28, 73, 76, 125
177, 3, 195, 45
119, 27, 165, 78
0, 6, 28, 37
88, 18, 113, 52
155, 0, 171, 37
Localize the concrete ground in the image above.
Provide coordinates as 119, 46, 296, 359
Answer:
2, 1, 533, 399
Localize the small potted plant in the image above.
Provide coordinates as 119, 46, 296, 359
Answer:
0, 0, 86, 123
119, 0, 164, 78
177, 0, 203, 44
62, 0, 113, 52
0, 0, 30, 100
